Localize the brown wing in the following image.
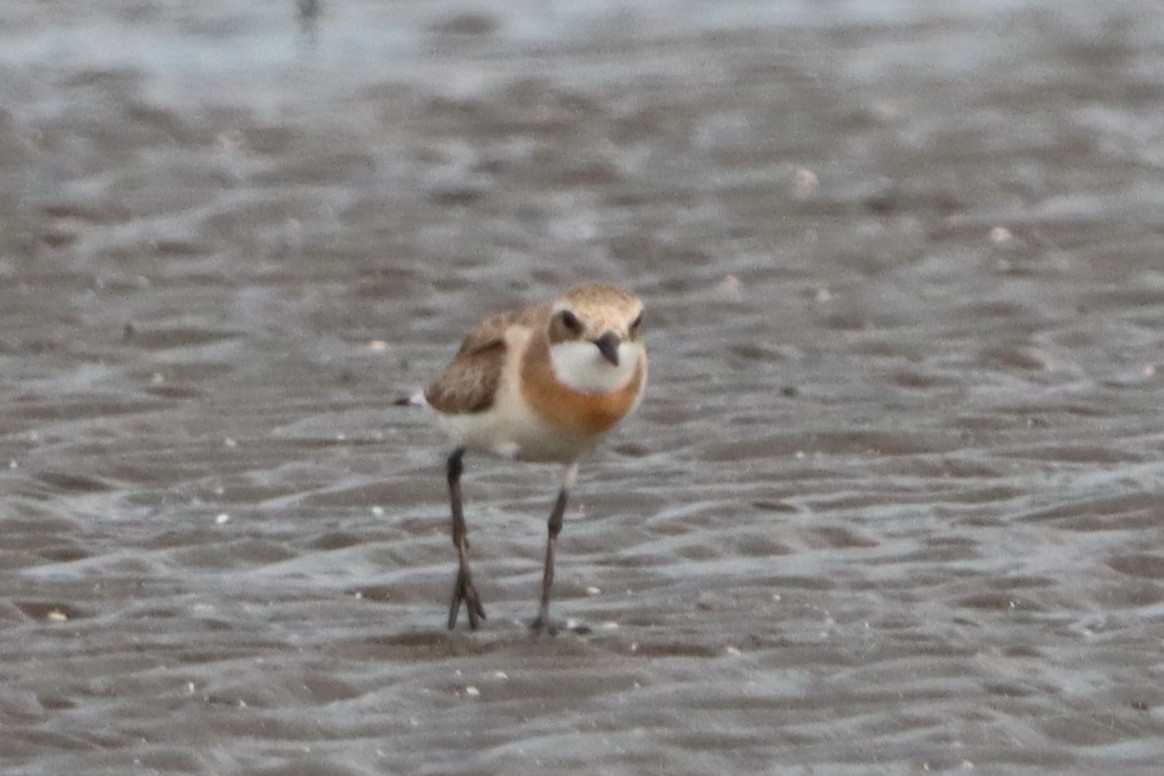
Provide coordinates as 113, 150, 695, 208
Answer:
424, 303, 547, 415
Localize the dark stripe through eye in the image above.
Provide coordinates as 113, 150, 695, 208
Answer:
559, 309, 583, 333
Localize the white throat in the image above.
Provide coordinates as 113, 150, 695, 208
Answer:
549, 340, 639, 395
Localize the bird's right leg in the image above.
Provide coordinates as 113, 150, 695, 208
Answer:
447, 447, 486, 629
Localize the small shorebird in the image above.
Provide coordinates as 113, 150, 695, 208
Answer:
411, 284, 646, 632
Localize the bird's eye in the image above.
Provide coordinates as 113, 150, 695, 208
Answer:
558, 309, 583, 334
629, 313, 642, 336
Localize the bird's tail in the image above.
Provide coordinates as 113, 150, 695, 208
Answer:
393, 390, 428, 408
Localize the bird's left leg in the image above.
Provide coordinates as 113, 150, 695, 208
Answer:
532, 462, 579, 634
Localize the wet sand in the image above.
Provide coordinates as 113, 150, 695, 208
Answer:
3, 1, 1164, 773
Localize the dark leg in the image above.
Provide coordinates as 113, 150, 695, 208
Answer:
531, 486, 569, 634
446, 447, 485, 630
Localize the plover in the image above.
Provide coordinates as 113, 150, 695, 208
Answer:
411, 284, 647, 632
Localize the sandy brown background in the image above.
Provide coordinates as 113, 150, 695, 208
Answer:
3, 1, 1164, 773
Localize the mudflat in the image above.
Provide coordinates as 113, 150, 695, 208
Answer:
3, 1, 1164, 774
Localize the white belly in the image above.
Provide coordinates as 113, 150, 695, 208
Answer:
433, 402, 596, 463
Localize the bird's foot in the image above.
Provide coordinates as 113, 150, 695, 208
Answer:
448, 567, 486, 630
